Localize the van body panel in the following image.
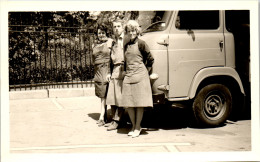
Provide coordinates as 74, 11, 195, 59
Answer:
140, 33, 168, 95
224, 31, 236, 68
188, 67, 245, 99
167, 11, 225, 97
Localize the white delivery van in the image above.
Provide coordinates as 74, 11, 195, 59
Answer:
140, 10, 250, 127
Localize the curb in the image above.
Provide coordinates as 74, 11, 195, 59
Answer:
9, 87, 95, 100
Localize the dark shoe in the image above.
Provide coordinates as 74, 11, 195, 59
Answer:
107, 121, 118, 131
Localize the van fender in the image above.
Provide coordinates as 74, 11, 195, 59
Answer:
188, 67, 245, 99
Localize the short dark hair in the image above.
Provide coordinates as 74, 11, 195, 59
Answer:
95, 23, 109, 36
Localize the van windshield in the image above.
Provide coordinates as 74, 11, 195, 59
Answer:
141, 11, 172, 33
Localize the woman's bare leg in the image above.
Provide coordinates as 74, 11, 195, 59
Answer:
127, 107, 136, 134
99, 98, 106, 121
132, 107, 144, 137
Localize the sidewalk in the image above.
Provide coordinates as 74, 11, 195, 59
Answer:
9, 87, 96, 100
9, 89, 190, 153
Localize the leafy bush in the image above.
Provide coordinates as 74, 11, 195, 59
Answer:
9, 11, 139, 86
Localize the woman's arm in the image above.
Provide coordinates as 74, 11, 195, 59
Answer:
138, 39, 154, 73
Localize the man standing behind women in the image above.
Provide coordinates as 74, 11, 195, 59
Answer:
121, 20, 154, 138
92, 23, 113, 126
106, 19, 126, 131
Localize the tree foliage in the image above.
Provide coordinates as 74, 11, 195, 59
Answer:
9, 11, 139, 86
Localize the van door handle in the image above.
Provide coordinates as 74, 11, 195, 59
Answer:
219, 40, 224, 52
157, 39, 169, 46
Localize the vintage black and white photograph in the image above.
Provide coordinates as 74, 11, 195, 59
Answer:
1, 0, 260, 162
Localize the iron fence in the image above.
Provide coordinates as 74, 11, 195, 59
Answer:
9, 12, 96, 91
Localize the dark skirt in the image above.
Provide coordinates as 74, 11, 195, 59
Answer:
93, 62, 109, 98
95, 82, 108, 98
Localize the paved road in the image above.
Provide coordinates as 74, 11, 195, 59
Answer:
9, 96, 251, 153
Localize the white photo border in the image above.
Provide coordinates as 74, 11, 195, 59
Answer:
1, 0, 259, 162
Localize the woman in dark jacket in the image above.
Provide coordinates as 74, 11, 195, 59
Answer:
121, 20, 154, 138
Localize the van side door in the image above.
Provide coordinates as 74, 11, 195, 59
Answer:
168, 10, 225, 99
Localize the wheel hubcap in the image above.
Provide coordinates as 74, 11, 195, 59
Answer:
204, 93, 226, 120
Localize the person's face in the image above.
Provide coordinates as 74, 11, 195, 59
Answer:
127, 29, 137, 40
97, 29, 107, 41
113, 22, 123, 37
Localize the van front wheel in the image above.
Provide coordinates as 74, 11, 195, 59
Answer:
192, 84, 232, 127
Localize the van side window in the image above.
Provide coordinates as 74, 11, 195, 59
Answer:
176, 11, 219, 30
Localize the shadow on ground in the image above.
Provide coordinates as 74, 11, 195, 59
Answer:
115, 106, 193, 135
88, 109, 115, 122
88, 113, 100, 121
141, 107, 192, 130
88, 103, 251, 132
87, 106, 190, 130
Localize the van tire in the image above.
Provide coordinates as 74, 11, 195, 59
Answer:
192, 84, 232, 127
